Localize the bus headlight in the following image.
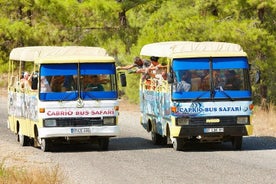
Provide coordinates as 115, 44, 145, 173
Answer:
237, 116, 249, 124
44, 119, 57, 127
103, 117, 116, 125
176, 118, 189, 126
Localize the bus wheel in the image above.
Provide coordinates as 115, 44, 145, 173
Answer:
98, 137, 109, 151
172, 138, 184, 151
232, 136, 243, 150
151, 131, 166, 145
41, 138, 51, 152
19, 133, 29, 146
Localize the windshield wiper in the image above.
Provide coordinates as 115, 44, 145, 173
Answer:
216, 86, 234, 101
191, 91, 209, 102
192, 87, 234, 102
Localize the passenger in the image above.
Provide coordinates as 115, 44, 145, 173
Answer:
20, 71, 31, 90
63, 75, 75, 91
213, 70, 224, 88
201, 70, 222, 90
147, 56, 167, 79
191, 71, 201, 91
224, 70, 241, 90
176, 71, 191, 92
85, 75, 104, 91
50, 76, 65, 92
148, 56, 161, 69
30, 71, 39, 90
117, 57, 150, 74
40, 76, 52, 92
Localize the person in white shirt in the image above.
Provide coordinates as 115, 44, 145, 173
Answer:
176, 71, 191, 92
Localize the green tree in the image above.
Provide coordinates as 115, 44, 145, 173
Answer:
0, 0, 275, 105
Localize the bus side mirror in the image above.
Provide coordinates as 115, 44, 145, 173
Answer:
119, 72, 127, 87
31, 72, 38, 90
167, 72, 174, 84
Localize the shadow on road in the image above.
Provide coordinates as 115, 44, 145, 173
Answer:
166, 136, 276, 152
46, 135, 276, 153
47, 137, 159, 153
242, 136, 276, 151
109, 137, 160, 151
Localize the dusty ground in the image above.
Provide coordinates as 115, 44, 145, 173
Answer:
0, 88, 56, 171
0, 87, 139, 170
0, 86, 275, 171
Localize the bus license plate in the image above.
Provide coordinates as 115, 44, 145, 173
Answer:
71, 128, 91, 134
204, 128, 224, 133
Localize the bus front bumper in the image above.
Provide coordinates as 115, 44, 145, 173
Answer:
38, 126, 120, 138
170, 125, 253, 138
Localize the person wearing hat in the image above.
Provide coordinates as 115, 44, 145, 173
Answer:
117, 57, 150, 73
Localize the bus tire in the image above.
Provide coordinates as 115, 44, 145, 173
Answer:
41, 138, 51, 152
232, 136, 243, 150
19, 133, 29, 146
151, 131, 162, 145
98, 137, 109, 151
172, 138, 184, 151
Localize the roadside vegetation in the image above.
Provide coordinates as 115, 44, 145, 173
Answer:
252, 104, 276, 137
0, 161, 65, 184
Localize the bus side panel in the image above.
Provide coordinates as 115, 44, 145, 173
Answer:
8, 91, 38, 137
140, 89, 171, 136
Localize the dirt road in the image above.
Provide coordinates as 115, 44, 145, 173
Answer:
0, 89, 276, 184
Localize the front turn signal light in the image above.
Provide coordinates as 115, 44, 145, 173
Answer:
171, 106, 177, 113
249, 104, 254, 110
114, 106, 119, 111
39, 108, 45, 113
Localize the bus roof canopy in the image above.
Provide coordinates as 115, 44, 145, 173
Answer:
140, 41, 247, 58
9, 46, 114, 63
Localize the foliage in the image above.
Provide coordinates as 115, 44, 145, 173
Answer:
0, 0, 275, 103
0, 161, 65, 184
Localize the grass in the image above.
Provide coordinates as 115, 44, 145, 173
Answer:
0, 160, 65, 184
252, 104, 276, 137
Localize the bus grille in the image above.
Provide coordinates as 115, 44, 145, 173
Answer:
189, 116, 236, 125
54, 117, 103, 127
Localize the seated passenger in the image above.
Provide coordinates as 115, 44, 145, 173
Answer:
201, 70, 222, 90
50, 76, 65, 92
191, 71, 201, 91
176, 71, 191, 92
85, 75, 104, 91
63, 75, 76, 91
40, 76, 52, 92
224, 70, 241, 90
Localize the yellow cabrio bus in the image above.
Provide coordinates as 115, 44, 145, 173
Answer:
139, 41, 253, 151
7, 46, 125, 152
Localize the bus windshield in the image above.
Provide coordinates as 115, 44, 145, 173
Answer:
39, 63, 117, 101
171, 57, 251, 100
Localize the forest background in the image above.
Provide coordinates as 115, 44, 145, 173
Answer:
0, 0, 275, 105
